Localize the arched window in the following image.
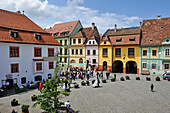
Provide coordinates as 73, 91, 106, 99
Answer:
79, 58, 83, 63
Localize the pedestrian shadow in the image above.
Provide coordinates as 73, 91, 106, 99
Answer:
151, 90, 156, 92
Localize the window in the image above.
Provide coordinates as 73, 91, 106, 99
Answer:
36, 63, 42, 71
49, 62, 54, 69
35, 34, 41, 40
143, 63, 147, 68
165, 64, 169, 69
54, 32, 59, 37
93, 59, 96, 63
104, 41, 106, 44
93, 50, 96, 55
115, 48, 121, 56
152, 50, 157, 56
11, 64, 19, 73
48, 48, 54, 57
21, 77, 26, 84
72, 49, 74, 55
64, 57, 67, 63
80, 49, 82, 55
89, 41, 91, 44
35, 75, 42, 81
152, 64, 156, 69
79, 58, 83, 63
129, 37, 135, 41
10, 46, 19, 57
52, 29, 55, 31
103, 48, 108, 56
60, 48, 62, 55
160, 26, 163, 29
128, 48, 134, 56
73, 39, 76, 44
60, 57, 62, 62
64, 48, 67, 55
116, 38, 122, 42
60, 40, 62, 45
76, 49, 78, 54
150, 39, 153, 42
93, 41, 95, 44
60, 31, 70, 36
87, 50, 90, 55
69, 26, 72, 29
143, 50, 147, 56
10, 31, 18, 38
34, 48, 42, 57
78, 39, 81, 43
65, 40, 67, 45
165, 49, 170, 56
166, 39, 169, 42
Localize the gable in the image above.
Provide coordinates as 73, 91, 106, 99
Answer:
86, 39, 98, 45
99, 40, 111, 45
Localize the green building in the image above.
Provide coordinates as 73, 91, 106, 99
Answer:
140, 17, 170, 75
46, 21, 83, 68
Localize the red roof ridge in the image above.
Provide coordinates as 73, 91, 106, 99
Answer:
143, 17, 170, 22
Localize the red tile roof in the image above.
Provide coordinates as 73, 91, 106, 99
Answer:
141, 17, 170, 46
0, 9, 61, 46
45, 21, 80, 38
103, 27, 140, 45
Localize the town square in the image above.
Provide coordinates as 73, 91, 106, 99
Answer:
0, 0, 170, 113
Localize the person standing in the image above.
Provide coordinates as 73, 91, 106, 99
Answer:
150, 84, 154, 91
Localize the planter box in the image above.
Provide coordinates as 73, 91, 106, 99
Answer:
136, 77, 140, 80
74, 84, 79, 88
125, 76, 130, 80
102, 80, 107, 83
11, 101, 18, 106
111, 79, 115, 82
81, 82, 86, 86
120, 78, 125, 81
65, 88, 70, 92
156, 78, 160, 81
146, 77, 151, 81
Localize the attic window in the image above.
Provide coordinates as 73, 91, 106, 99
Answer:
54, 32, 59, 37
60, 28, 62, 30
34, 34, 42, 40
69, 26, 72, 29
60, 31, 70, 36
166, 39, 169, 42
116, 38, 122, 42
150, 39, 153, 42
129, 37, 135, 41
104, 41, 106, 44
10, 31, 18, 38
160, 26, 163, 29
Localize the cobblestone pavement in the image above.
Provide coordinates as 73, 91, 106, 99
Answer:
0, 73, 170, 113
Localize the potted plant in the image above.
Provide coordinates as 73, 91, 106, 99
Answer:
65, 87, 70, 92
120, 77, 125, 81
125, 75, 130, 80
146, 77, 151, 81
21, 104, 29, 113
155, 76, 160, 81
136, 76, 140, 80
92, 80, 95, 84
111, 78, 115, 82
86, 81, 90, 86
102, 79, 107, 83
74, 83, 79, 88
31, 95, 37, 101
81, 81, 86, 86
11, 99, 18, 106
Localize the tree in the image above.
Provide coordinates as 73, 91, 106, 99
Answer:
33, 60, 70, 113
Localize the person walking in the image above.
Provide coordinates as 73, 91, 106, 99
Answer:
65, 100, 71, 108
97, 71, 99, 78
150, 84, 154, 91
39, 82, 43, 93
97, 77, 100, 87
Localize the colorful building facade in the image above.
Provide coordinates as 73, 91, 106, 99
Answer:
141, 17, 170, 74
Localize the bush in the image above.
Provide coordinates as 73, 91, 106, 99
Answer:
102, 79, 107, 83
136, 76, 140, 80
146, 77, 151, 81
125, 75, 130, 80
155, 76, 160, 81
111, 78, 115, 82
81, 81, 86, 86
120, 77, 125, 81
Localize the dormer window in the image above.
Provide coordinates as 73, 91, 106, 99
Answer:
89, 41, 91, 44
69, 26, 72, 29
34, 34, 42, 40
104, 41, 106, 44
10, 31, 18, 38
116, 38, 122, 42
160, 26, 163, 29
129, 37, 135, 41
166, 39, 169, 42
60, 31, 70, 36
54, 32, 59, 37
150, 39, 153, 42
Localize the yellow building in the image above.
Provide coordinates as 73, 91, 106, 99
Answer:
101, 25, 141, 74
98, 37, 112, 71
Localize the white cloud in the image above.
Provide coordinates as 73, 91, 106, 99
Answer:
0, 0, 141, 34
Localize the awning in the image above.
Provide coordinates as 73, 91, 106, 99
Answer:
70, 63, 77, 65
78, 64, 85, 66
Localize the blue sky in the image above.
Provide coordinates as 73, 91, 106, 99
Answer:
0, 0, 170, 33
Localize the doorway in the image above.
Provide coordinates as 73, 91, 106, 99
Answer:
103, 61, 107, 71
126, 61, 137, 74
113, 60, 123, 73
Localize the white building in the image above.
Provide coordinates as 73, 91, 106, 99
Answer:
0, 9, 61, 88
85, 23, 100, 69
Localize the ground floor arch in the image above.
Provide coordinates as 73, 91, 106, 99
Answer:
112, 60, 123, 73
126, 61, 137, 74
103, 61, 107, 71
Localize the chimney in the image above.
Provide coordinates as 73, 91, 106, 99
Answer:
114, 24, 117, 32
157, 15, 161, 19
23, 10, 24, 15
16, 11, 21, 14
92, 22, 95, 30
140, 22, 142, 29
